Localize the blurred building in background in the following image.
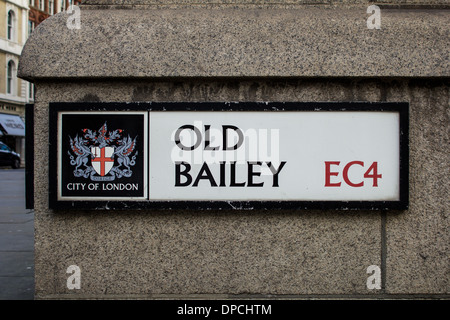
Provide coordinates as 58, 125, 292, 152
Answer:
29, 0, 82, 29
1, 0, 81, 164
1, 0, 30, 162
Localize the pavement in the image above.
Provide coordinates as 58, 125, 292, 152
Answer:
0, 168, 34, 300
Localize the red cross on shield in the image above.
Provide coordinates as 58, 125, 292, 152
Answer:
91, 146, 114, 176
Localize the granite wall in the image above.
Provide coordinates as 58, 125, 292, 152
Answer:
19, 1, 449, 299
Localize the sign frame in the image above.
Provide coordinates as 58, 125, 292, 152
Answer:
49, 102, 409, 211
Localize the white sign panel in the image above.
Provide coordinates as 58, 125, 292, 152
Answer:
50, 102, 409, 210
149, 111, 400, 202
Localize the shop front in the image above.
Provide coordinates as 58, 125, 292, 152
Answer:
0, 112, 25, 166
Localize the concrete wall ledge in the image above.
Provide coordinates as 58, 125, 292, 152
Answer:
80, 0, 450, 8
19, 7, 449, 81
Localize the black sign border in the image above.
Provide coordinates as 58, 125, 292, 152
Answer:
49, 102, 409, 211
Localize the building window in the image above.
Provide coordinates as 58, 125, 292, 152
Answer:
39, 0, 44, 11
29, 0, 34, 6
7, 10, 15, 41
29, 83, 34, 100
61, 0, 65, 11
7, 60, 16, 95
28, 21, 35, 36
49, 0, 54, 14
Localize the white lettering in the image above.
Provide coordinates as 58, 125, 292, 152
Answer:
367, 5, 381, 29
177, 304, 211, 317
221, 304, 271, 315
66, 5, 81, 30
366, 265, 382, 289
66, 265, 81, 290
88, 183, 99, 190
66, 183, 86, 191
102, 183, 139, 191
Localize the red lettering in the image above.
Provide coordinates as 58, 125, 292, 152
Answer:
343, 161, 364, 187
325, 161, 341, 187
325, 161, 383, 187
364, 162, 382, 187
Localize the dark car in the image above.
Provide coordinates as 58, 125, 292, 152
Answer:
0, 141, 20, 169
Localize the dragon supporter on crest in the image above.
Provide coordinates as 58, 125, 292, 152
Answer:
68, 122, 138, 182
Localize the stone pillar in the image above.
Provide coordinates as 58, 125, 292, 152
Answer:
19, 0, 449, 299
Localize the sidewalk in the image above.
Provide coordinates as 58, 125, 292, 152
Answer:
0, 168, 34, 300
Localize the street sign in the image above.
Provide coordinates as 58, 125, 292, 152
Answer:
49, 102, 409, 210
56, 111, 148, 201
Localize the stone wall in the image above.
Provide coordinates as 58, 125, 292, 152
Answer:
19, 1, 449, 299
30, 79, 448, 298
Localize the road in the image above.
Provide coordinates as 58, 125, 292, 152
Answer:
0, 168, 34, 300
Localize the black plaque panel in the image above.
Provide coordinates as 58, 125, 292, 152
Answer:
54, 110, 147, 201
49, 102, 409, 211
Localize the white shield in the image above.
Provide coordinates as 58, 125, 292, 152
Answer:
91, 146, 114, 176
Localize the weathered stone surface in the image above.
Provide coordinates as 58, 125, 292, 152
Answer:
33, 79, 387, 298
31, 79, 449, 298
19, 7, 449, 80
384, 81, 449, 294
80, 0, 450, 6
20, 1, 449, 300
